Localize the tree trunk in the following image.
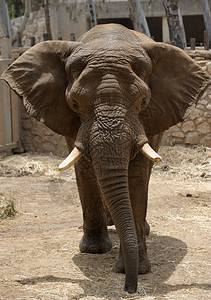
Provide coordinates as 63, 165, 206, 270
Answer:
163, 0, 187, 49
11, 0, 30, 45
202, 0, 211, 48
0, 0, 10, 38
43, 0, 52, 40
44, 0, 52, 40
128, 0, 150, 36
88, 0, 97, 28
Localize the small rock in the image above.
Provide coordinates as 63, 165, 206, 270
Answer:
162, 165, 169, 171
186, 193, 193, 197
181, 121, 195, 133
185, 132, 199, 145
197, 122, 210, 136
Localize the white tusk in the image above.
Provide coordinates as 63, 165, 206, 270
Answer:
59, 147, 82, 171
140, 143, 162, 162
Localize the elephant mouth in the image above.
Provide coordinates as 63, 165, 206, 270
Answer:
58, 142, 162, 171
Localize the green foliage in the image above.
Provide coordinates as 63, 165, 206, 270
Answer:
6, 0, 24, 19
6, 0, 43, 19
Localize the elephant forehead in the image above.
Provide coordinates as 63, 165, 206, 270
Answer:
68, 41, 151, 72
82, 40, 143, 58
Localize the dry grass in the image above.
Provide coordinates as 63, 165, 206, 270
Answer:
153, 145, 211, 179
0, 193, 17, 219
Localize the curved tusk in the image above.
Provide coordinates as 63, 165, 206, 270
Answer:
59, 147, 82, 171
140, 143, 162, 162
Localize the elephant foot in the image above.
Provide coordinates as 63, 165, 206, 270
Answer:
114, 253, 151, 274
79, 228, 112, 254
138, 255, 151, 274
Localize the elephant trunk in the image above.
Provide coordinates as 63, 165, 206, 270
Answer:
88, 111, 140, 292
92, 155, 138, 293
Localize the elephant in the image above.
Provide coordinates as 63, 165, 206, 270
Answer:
1, 24, 210, 293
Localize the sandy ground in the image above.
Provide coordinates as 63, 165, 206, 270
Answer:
0, 146, 210, 300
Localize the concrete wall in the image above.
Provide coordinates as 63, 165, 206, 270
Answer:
50, 0, 211, 40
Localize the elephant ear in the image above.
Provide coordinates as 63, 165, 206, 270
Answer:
1, 41, 80, 137
139, 43, 210, 137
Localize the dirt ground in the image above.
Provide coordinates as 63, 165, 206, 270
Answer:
0, 146, 210, 300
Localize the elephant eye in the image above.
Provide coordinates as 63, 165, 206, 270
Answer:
71, 99, 80, 111
142, 98, 147, 106
141, 97, 150, 109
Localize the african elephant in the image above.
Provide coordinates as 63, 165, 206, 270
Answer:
1, 24, 210, 293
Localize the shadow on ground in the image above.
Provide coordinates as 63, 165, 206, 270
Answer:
15, 231, 211, 298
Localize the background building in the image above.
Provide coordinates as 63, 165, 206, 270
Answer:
49, 0, 210, 46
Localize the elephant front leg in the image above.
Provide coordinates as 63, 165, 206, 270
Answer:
75, 158, 112, 254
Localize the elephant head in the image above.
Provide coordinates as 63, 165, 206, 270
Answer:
1, 24, 210, 293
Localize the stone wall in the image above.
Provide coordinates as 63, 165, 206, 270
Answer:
11, 10, 45, 47
20, 103, 68, 157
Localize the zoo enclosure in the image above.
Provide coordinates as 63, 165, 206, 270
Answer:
0, 38, 22, 153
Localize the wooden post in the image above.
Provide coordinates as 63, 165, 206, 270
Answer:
0, 0, 10, 38
1, 38, 11, 59
204, 30, 209, 50
88, 0, 97, 28
10, 89, 22, 152
57, 32, 62, 40
0, 75, 6, 147
70, 33, 75, 41
17, 31, 22, 47
0, 59, 23, 153
190, 38, 196, 50
43, 33, 49, 41
202, 0, 211, 48
0, 62, 13, 146
31, 37, 35, 46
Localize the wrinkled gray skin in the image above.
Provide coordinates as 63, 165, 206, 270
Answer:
1, 24, 210, 293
